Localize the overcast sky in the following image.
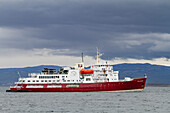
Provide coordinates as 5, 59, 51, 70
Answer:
0, 0, 170, 68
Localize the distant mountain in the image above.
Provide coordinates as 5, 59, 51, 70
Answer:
113, 63, 170, 84
0, 63, 169, 86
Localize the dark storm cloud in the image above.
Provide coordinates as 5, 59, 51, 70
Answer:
0, 0, 170, 59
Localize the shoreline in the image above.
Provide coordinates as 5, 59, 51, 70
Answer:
146, 83, 170, 87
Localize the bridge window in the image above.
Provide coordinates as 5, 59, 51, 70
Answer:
86, 78, 91, 81
78, 64, 83, 67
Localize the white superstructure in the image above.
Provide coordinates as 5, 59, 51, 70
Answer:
15, 48, 122, 85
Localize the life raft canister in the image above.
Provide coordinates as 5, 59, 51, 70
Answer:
80, 69, 94, 74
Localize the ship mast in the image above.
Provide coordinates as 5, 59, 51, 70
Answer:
81, 52, 84, 63
96, 47, 102, 64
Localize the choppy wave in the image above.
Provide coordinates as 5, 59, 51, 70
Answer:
0, 87, 169, 113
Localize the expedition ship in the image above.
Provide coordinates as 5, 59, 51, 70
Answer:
6, 48, 147, 92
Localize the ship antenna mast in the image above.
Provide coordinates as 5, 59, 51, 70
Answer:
96, 47, 102, 64
82, 52, 84, 62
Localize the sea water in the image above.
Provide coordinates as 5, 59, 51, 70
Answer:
0, 87, 169, 113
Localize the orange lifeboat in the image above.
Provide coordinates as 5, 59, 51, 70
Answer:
80, 69, 94, 74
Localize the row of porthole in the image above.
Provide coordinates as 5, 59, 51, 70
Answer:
96, 83, 125, 87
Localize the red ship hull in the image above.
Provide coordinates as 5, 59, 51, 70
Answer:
7, 78, 146, 92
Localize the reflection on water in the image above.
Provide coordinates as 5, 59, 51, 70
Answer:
0, 87, 169, 113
